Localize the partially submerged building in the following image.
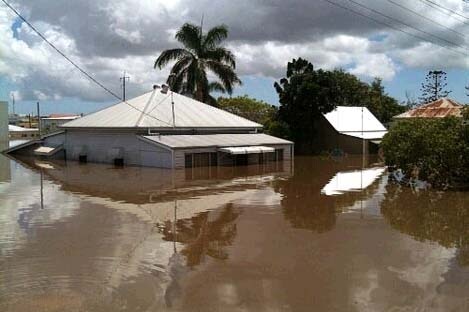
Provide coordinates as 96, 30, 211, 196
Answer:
6, 87, 293, 168
41, 114, 81, 133
394, 98, 464, 120
8, 125, 39, 140
319, 106, 387, 154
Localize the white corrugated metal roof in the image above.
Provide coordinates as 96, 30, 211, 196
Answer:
219, 146, 275, 154
341, 131, 387, 140
323, 107, 387, 140
62, 89, 262, 129
8, 125, 38, 132
324, 107, 386, 132
142, 133, 292, 149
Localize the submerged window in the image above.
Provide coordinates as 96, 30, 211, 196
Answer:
185, 152, 218, 168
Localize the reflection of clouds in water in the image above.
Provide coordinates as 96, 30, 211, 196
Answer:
0, 165, 81, 255
349, 233, 458, 311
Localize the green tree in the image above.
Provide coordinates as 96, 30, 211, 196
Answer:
368, 78, 406, 125
217, 95, 276, 125
154, 23, 241, 105
382, 117, 469, 188
217, 95, 290, 137
274, 58, 338, 154
419, 70, 451, 104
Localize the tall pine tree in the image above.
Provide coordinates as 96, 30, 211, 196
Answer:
419, 70, 451, 104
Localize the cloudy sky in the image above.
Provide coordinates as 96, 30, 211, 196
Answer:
0, 0, 468, 114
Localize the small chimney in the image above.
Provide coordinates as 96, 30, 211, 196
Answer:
161, 84, 169, 94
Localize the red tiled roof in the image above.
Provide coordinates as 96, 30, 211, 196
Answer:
394, 98, 464, 119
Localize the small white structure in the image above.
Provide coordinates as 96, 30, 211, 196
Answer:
8, 125, 39, 139
13, 88, 293, 168
320, 106, 387, 154
41, 114, 81, 133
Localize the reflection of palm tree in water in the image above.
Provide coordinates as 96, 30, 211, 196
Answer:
162, 202, 240, 307
162, 203, 240, 267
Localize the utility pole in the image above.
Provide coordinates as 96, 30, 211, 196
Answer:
120, 71, 130, 101
37, 102, 41, 137
11, 93, 15, 115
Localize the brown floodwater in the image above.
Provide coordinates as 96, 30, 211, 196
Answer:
0, 154, 468, 311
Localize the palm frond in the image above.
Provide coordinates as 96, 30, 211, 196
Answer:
154, 48, 190, 69
206, 61, 242, 95
203, 25, 228, 48
208, 81, 226, 93
205, 48, 236, 68
175, 23, 202, 53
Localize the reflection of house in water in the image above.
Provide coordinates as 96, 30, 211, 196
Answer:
1, 156, 291, 310
321, 167, 386, 196
276, 156, 386, 233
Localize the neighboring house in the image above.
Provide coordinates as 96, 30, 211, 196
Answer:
394, 98, 464, 120
318, 106, 388, 154
8, 87, 293, 168
8, 125, 39, 139
41, 114, 81, 133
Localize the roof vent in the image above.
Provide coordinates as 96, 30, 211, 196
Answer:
161, 84, 169, 94
153, 84, 160, 90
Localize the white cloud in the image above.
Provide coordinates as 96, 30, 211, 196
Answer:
0, 0, 468, 102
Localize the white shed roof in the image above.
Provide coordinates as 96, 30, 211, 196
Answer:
8, 125, 38, 132
141, 133, 292, 149
62, 89, 262, 129
323, 106, 387, 140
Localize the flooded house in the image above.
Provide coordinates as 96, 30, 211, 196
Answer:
40, 114, 81, 133
8, 125, 39, 140
393, 98, 464, 120
5, 86, 293, 168
318, 106, 387, 154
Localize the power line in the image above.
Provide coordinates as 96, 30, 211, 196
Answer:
345, 0, 467, 50
1, 0, 174, 127
385, 0, 465, 38
423, 0, 469, 20
416, 0, 469, 25
0, 0, 122, 101
319, 0, 467, 56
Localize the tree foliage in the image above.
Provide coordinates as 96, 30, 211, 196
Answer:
274, 58, 404, 154
382, 118, 469, 188
217, 95, 290, 137
154, 23, 241, 105
419, 70, 451, 104
217, 95, 275, 124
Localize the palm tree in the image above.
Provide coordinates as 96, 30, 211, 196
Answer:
154, 23, 241, 105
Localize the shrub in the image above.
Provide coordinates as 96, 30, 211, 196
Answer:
382, 117, 469, 188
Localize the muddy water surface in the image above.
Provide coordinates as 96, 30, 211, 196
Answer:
0, 155, 468, 311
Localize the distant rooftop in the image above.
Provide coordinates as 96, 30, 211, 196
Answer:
8, 125, 38, 132
394, 98, 464, 119
61, 89, 262, 129
42, 114, 81, 120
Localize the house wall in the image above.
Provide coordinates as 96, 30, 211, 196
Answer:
9, 130, 39, 140
63, 131, 173, 168
317, 117, 372, 154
